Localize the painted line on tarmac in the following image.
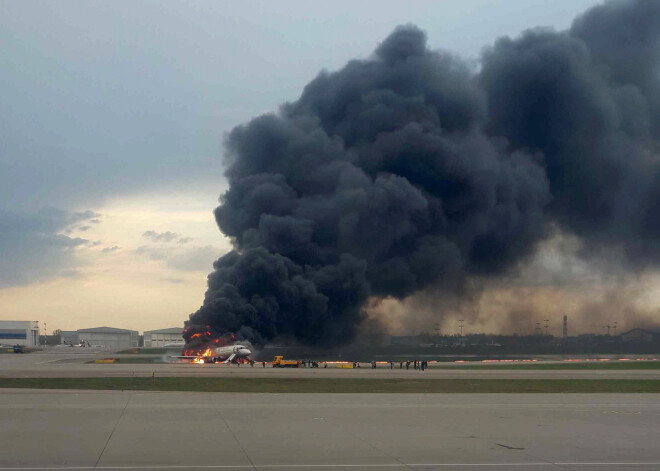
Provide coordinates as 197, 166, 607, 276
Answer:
3, 463, 660, 469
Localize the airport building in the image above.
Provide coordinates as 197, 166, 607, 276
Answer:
60, 331, 79, 345
143, 327, 184, 347
77, 327, 139, 350
0, 320, 40, 347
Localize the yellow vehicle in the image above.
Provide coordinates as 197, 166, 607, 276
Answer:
272, 355, 301, 368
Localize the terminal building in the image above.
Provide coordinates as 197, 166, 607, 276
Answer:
77, 327, 139, 350
143, 327, 184, 347
0, 320, 40, 347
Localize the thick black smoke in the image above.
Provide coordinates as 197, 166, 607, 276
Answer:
186, 0, 660, 347
481, 0, 660, 261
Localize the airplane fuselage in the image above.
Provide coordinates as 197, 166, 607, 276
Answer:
207, 344, 252, 363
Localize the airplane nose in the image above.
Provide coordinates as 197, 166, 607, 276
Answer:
242, 348, 251, 355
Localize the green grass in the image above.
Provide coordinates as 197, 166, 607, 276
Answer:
432, 361, 660, 370
2, 377, 660, 393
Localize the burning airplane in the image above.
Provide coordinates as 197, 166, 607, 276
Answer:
175, 328, 252, 364
172, 344, 252, 364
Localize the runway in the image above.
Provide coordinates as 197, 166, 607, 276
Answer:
1, 390, 660, 470
3, 352, 660, 379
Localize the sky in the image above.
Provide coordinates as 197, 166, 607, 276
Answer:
0, 0, 604, 334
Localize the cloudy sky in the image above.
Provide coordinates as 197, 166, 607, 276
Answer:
0, 0, 602, 333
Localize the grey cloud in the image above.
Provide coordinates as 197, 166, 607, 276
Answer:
177, 237, 193, 244
59, 269, 83, 279
101, 245, 120, 253
0, 3, 239, 212
0, 207, 84, 234
142, 230, 180, 243
0, 208, 91, 287
167, 246, 219, 271
135, 245, 169, 261
135, 245, 218, 271
69, 211, 101, 225
161, 278, 185, 284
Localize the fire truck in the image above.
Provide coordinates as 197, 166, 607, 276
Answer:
272, 355, 301, 367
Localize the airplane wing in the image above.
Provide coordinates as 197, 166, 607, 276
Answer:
222, 353, 236, 363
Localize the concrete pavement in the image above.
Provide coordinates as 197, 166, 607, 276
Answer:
1, 390, 660, 470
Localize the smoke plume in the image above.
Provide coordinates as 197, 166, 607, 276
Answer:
186, 0, 660, 346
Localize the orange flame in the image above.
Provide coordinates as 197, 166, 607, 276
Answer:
184, 346, 215, 363
190, 331, 212, 340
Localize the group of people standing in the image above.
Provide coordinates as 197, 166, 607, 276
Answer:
391, 360, 428, 371
371, 360, 430, 370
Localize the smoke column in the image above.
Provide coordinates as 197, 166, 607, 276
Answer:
186, 0, 660, 346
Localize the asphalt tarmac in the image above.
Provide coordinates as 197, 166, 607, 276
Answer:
1, 390, 659, 470
2, 351, 660, 379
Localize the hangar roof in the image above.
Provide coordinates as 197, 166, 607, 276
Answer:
77, 327, 138, 334
143, 327, 183, 334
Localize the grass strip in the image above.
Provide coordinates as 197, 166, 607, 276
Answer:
2, 378, 660, 393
